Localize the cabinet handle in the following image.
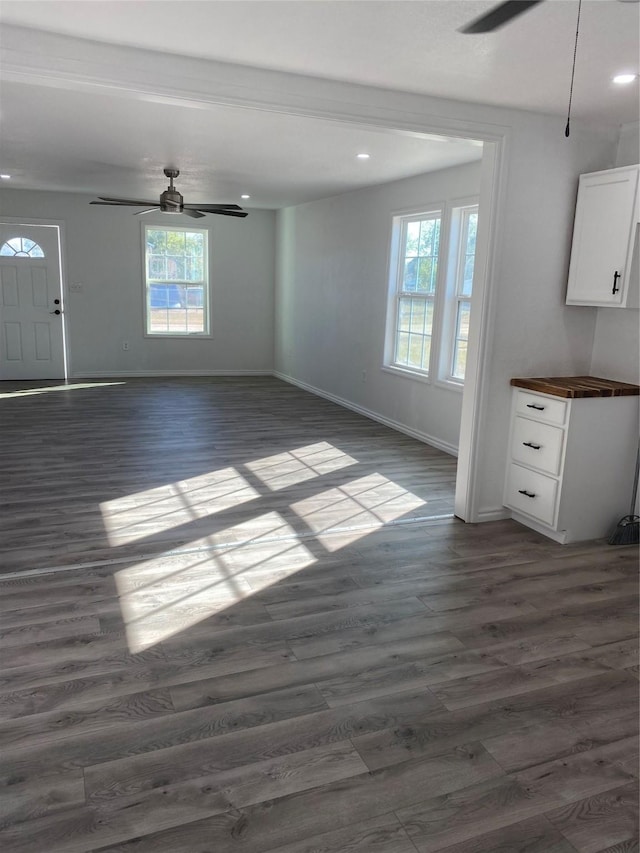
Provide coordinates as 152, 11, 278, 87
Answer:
612, 271, 621, 294
523, 441, 542, 450
526, 403, 545, 411
518, 489, 536, 498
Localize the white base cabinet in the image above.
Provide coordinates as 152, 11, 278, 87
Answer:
504, 387, 639, 543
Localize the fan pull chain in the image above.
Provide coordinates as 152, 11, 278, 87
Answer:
565, 0, 583, 138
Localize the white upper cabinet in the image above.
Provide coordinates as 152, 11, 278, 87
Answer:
566, 165, 639, 307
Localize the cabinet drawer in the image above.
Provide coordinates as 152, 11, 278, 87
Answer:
514, 391, 568, 426
510, 417, 565, 476
505, 464, 559, 526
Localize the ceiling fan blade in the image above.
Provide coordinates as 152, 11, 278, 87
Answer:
133, 208, 161, 215
206, 209, 249, 218
183, 203, 244, 211
459, 0, 543, 33
94, 197, 159, 206
181, 209, 206, 219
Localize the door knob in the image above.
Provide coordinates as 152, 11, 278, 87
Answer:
50, 309, 61, 315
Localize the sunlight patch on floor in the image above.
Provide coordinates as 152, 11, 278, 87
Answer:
116, 512, 316, 652
100, 467, 260, 545
245, 442, 356, 491
290, 473, 426, 551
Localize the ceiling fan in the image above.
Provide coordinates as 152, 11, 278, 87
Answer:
90, 168, 248, 219
460, 0, 637, 34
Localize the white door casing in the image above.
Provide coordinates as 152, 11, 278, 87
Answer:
0, 224, 66, 380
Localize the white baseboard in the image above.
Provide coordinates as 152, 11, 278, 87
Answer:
475, 507, 511, 523
508, 510, 569, 544
273, 371, 458, 457
71, 369, 273, 379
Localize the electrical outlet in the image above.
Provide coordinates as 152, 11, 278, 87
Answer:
69, 282, 83, 293
122, 341, 129, 351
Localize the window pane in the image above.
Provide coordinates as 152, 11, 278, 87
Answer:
466, 213, 477, 253
395, 332, 410, 364
408, 334, 425, 369
422, 336, 431, 369
451, 300, 471, 380
419, 217, 440, 256
0, 237, 45, 257
403, 258, 418, 291
417, 257, 436, 293
394, 298, 433, 373
452, 341, 467, 380
186, 308, 204, 333
147, 229, 167, 253
403, 216, 441, 294
397, 297, 412, 331
405, 334, 430, 370
459, 212, 478, 297
461, 255, 475, 296
405, 221, 420, 257
456, 301, 471, 342
410, 299, 426, 333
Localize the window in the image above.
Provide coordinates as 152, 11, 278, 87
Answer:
144, 226, 209, 336
387, 211, 442, 376
0, 237, 45, 257
385, 202, 479, 385
448, 206, 478, 382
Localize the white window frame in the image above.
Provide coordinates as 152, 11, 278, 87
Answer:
143, 224, 211, 338
436, 201, 479, 390
383, 207, 445, 382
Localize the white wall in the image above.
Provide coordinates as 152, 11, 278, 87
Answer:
275, 162, 482, 454
0, 189, 276, 377
615, 121, 640, 168
589, 122, 640, 385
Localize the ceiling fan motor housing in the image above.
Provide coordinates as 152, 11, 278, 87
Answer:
159, 188, 184, 213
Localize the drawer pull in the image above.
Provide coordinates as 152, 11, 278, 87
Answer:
522, 441, 542, 450
526, 403, 545, 411
518, 489, 536, 498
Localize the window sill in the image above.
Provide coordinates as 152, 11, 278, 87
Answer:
144, 333, 212, 340
434, 378, 465, 393
382, 364, 431, 385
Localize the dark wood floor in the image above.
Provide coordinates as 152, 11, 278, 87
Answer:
0, 376, 637, 853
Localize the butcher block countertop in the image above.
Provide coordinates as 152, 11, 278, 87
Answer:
510, 375, 640, 398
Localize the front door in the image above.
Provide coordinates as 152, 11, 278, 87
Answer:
0, 224, 66, 380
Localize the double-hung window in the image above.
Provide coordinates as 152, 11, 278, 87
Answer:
388, 210, 442, 376
144, 226, 209, 336
448, 205, 478, 383
385, 202, 479, 385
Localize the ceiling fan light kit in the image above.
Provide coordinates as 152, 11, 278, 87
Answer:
90, 168, 249, 219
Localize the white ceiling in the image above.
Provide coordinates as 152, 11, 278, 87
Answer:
0, 0, 638, 209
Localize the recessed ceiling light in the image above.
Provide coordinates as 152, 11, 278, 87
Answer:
613, 73, 638, 84
356, 153, 370, 160
241, 194, 250, 199
0, 174, 11, 180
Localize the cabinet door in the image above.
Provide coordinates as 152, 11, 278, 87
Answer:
566, 167, 639, 307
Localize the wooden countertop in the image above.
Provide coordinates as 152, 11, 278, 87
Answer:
510, 375, 640, 398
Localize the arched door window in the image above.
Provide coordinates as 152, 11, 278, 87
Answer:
0, 237, 45, 258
